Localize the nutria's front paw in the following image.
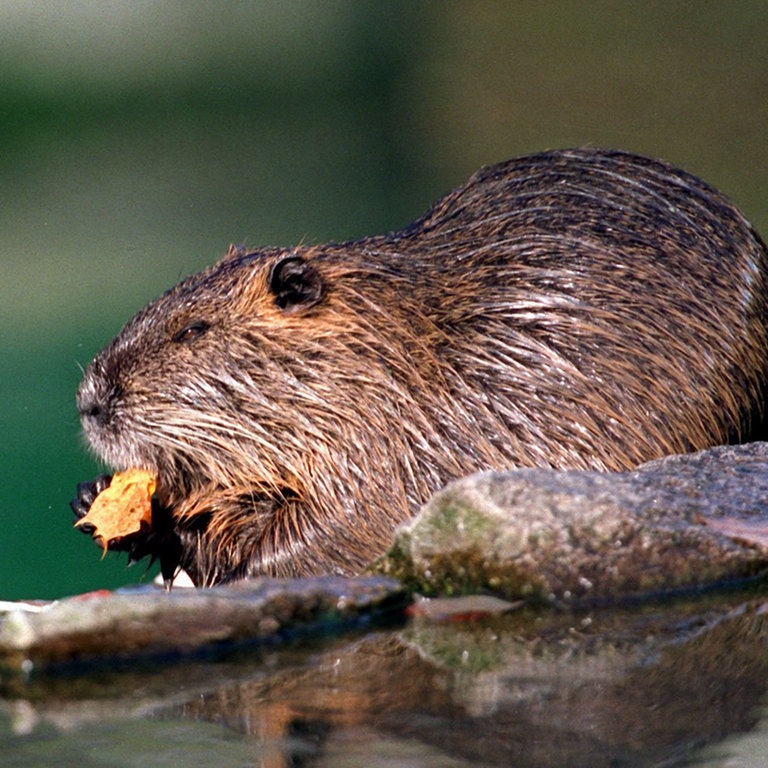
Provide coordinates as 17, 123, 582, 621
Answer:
70, 476, 181, 581
70, 474, 113, 532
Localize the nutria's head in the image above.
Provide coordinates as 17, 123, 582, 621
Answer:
76, 237, 449, 553
77, 246, 335, 508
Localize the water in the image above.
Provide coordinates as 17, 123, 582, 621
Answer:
3, 589, 768, 767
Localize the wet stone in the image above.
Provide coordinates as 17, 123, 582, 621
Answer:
373, 442, 768, 603
4, 444, 768, 677
0, 576, 407, 674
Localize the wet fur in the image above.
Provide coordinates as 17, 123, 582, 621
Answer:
75, 148, 768, 585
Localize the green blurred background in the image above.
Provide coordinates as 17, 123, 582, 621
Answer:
2, 2, 767, 599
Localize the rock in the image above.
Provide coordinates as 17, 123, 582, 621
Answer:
373, 443, 768, 602
0, 576, 406, 674
5, 445, 767, 674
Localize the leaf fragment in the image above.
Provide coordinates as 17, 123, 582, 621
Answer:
75, 468, 157, 554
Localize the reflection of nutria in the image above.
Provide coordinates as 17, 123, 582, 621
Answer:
72, 148, 768, 586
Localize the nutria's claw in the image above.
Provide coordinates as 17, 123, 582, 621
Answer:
70, 474, 113, 524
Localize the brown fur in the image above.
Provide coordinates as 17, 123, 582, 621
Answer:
75, 148, 768, 585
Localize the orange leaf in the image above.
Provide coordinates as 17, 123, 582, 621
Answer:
75, 468, 157, 554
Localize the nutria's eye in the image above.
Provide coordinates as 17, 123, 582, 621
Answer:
172, 321, 210, 344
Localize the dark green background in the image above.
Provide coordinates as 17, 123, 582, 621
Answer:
2, 2, 767, 599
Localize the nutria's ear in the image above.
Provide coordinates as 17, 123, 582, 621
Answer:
269, 255, 325, 312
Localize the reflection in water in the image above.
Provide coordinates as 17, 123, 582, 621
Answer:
5, 589, 767, 766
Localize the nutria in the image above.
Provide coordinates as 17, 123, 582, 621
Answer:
71, 148, 768, 586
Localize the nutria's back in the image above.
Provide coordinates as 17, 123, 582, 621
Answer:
74, 148, 768, 585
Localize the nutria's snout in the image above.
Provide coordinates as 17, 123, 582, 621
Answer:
72, 147, 768, 586
76, 361, 120, 459
77, 367, 112, 431
75, 349, 164, 483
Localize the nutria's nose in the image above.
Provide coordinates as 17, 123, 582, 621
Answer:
79, 398, 106, 424
77, 395, 109, 430
76, 371, 114, 428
